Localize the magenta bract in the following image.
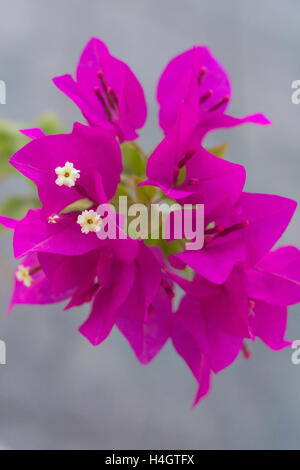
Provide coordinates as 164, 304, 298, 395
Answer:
0, 37, 298, 407
157, 46, 271, 137
53, 38, 147, 142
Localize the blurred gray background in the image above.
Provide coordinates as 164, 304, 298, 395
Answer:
0, 0, 299, 450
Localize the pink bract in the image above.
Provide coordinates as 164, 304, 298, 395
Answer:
157, 46, 271, 137
53, 38, 147, 142
0, 37, 298, 407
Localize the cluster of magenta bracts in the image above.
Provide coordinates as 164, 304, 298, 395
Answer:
1, 38, 300, 406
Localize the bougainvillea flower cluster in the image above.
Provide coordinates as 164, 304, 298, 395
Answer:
1, 37, 299, 406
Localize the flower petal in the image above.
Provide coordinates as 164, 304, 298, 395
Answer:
246, 246, 300, 306
10, 123, 122, 216
79, 261, 136, 346
248, 300, 290, 351
54, 38, 147, 142
117, 284, 171, 365
13, 209, 103, 258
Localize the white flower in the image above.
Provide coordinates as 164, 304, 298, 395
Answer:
77, 210, 102, 234
16, 265, 33, 288
55, 162, 80, 188
48, 214, 60, 224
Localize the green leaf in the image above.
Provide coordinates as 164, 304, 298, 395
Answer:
145, 238, 184, 257
121, 141, 146, 177
135, 180, 157, 204
0, 112, 64, 181
62, 199, 93, 213
0, 195, 40, 226
0, 121, 28, 178
206, 142, 229, 159
110, 183, 134, 210
36, 111, 64, 135
115, 183, 131, 199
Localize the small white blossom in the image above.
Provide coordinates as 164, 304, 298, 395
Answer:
48, 215, 60, 224
77, 210, 102, 234
16, 265, 33, 288
55, 162, 80, 188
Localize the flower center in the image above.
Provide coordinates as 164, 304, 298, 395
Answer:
55, 162, 80, 188
77, 210, 102, 234
16, 265, 34, 287
48, 214, 60, 224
